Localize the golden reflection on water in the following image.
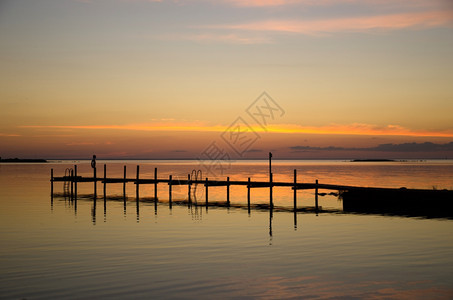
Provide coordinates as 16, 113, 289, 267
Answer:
1, 160, 453, 299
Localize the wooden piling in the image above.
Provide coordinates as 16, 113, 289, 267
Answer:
227, 176, 230, 206
136, 165, 139, 199
154, 167, 158, 200
51, 168, 54, 200
293, 169, 297, 211
93, 167, 97, 197
74, 165, 78, 200
103, 164, 107, 197
269, 152, 273, 208
247, 177, 251, 213
270, 172, 273, 208
169, 175, 173, 205
123, 165, 126, 196
52, 161, 453, 218
205, 177, 208, 208
315, 179, 319, 211
70, 169, 74, 199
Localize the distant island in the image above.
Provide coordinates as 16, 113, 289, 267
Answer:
351, 159, 396, 162
0, 158, 47, 163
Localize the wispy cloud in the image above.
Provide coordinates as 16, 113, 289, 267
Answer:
267, 123, 453, 137
225, 0, 299, 7
21, 122, 226, 132
290, 142, 453, 152
216, 10, 453, 35
185, 33, 271, 44
122, 0, 450, 9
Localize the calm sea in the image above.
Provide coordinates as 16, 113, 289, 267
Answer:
1, 160, 452, 299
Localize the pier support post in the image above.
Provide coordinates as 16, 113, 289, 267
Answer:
270, 173, 273, 208
123, 165, 126, 197
293, 169, 297, 211
74, 165, 78, 201
93, 167, 97, 198
269, 152, 273, 208
205, 177, 208, 208
123, 166, 126, 213
188, 174, 191, 202
70, 169, 74, 200
169, 175, 172, 207
227, 176, 230, 206
103, 164, 107, 199
315, 179, 319, 212
51, 168, 54, 202
247, 177, 251, 214
136, 165, 140, 200
154, 168, 158, 200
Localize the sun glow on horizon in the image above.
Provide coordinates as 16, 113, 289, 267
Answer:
19, 122, 453, 138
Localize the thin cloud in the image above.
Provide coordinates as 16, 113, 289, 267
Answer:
186, 33, 271, 44
21, 122, 226, 132
220, 10, 453, 34
266, 123, 453, 138
122, 0, 448, 9
226, 0, 299, 7
290, 142, 453, 152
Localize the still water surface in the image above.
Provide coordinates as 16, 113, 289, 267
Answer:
1, 160, 452, 299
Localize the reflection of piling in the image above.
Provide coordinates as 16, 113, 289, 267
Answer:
92, 197, 96, 225
269, 208, 273, 238
188, 174, 191, 202
136, 195, 139, 223
93, 167, 97, 197
104, 190, 107, 221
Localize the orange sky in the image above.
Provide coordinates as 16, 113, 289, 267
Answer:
1, 0, 453, 159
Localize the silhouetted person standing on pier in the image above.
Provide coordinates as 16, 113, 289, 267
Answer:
91, 155, 96, 169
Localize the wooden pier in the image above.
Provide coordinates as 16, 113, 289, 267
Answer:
50, 163, 453, 218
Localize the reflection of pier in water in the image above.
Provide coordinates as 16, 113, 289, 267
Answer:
51, 164, 453, 224
51, 191, 339, 229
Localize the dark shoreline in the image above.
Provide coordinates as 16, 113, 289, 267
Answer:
0, 158, 47, 163
351, 159, 396, 162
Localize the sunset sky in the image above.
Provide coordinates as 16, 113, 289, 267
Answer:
1, 0, 453, 159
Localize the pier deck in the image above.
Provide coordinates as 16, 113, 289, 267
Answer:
50, 164, 453, 218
